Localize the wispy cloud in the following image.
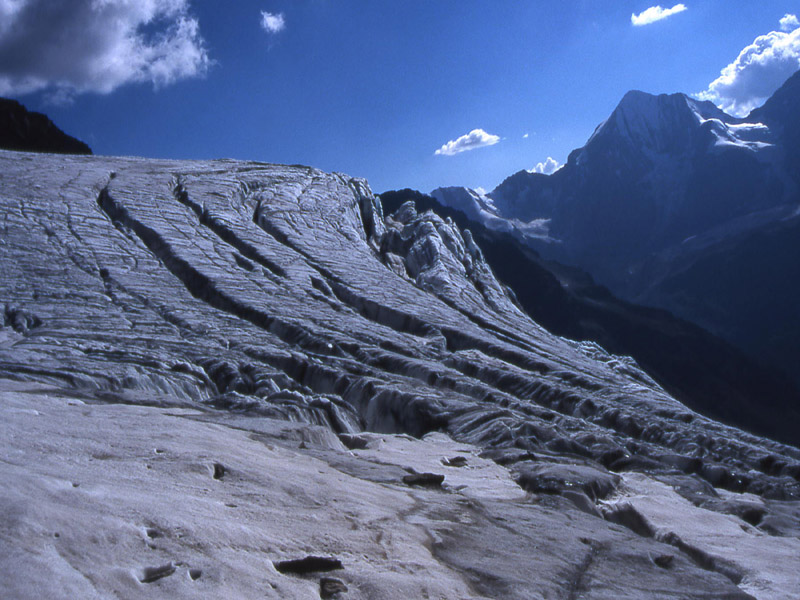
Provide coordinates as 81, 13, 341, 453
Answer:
529, 157, 561, 175
260, 11, 286, 34
697, 16, 800, 117
434, 129, 500, 156
780, 14, 799, 32
0, 0, 210, 99
631, 4, 687, 27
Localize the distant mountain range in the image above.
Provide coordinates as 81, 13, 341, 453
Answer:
433, 69, 800, 385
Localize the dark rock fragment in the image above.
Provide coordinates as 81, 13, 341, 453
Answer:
140, 563, 175, 583
3, 305, 42, 334
441, 456, 468, 467
212, 462, 226, 480
402, 472, 445, 487
320, 577, 348, 598
274, 556, 344, 574
189, 568, 202, 580
339, 433, 369, 450
653, 554, 674, 569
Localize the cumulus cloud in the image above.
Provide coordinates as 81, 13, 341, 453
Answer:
697, 17, 800, 117
529, 157, 561, 175
260, 11, 285, 34
434, 129, 500, 156
780, 14, 799, 32
631, 4, 687, 26
0, 0, 210, 99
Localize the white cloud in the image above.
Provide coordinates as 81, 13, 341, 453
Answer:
260, 11, 285, 34
0, 0, 210, 99
697, 18, 800, 117
631, 4, 687, 26
434, 129, 500, 156
529, 157, 561, 175
780, 14, 799, 32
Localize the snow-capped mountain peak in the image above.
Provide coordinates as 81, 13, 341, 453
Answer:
430, 186, 500, 220
571, 88, 776, 173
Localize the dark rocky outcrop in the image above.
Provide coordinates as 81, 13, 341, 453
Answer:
0, 97, 91, 154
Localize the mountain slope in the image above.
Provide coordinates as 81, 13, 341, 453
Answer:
750, 67, 800, 184
640, 214, 800, 388
487, 87, 791, 293
0, 97, 91, 154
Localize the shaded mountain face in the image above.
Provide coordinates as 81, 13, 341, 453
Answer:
3, 150, 800, 598
0, 97, 91, 154
641, 215, 800, 392
381, 189, 800, 447
440, 70, 800, 383
488, 87, 791, 290
751, 67, 800, 184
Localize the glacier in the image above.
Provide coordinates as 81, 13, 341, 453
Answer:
1, 148, 800, 598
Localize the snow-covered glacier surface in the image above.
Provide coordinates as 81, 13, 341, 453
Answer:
1, 150, 799, 599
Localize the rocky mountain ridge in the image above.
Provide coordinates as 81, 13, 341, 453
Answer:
0, 97, 92, 155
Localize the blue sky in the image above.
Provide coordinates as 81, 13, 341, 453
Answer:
2, 1, 800, 193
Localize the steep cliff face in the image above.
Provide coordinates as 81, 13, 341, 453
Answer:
2, 150, 800, 598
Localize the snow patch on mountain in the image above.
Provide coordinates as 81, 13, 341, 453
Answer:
687, 100, 775, 153
431, 186, 551, 240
